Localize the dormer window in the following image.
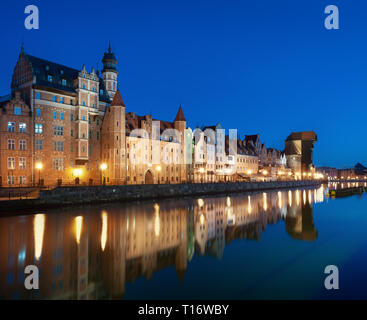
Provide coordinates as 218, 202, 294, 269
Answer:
45, 65, 49, 71
60, 69, 64, 75
48, 75, 52, 82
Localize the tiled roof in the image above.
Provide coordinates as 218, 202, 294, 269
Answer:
110, 90, 125, 106
174, 105, 186, 122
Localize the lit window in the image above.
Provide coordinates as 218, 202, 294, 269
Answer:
36, 92, 41, 99
7, 122, 15, 132
14, 106, 21, 115
36, 108, 41, 117
82, 116, 86, 121
92, 87, 95, 92
60, 97, 64, 104
60, 69, 64, 75
82, 84, 85, 89
70, 113, 74, 121
53, 158, 65, 171
7, 157, 15, 169
53, 111, 57, 119
48, 75, 52, 82
19, 158, 26, 170
35, 123, 43, 134
62, 79, 66, 86
53, 96, 57, 102
100, 89, 103, 95
19, 123, 26, 133
60, 112, 64, 120
82, 101, 85, 106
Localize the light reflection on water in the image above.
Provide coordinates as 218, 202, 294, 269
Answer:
0, 184, 365, 300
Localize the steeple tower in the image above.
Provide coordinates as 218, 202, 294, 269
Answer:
102, 41, 118, 100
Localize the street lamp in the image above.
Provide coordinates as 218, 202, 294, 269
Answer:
73, 168, 82, 185
156, 165, 161, 184
199, 167, 205, 183
100, 163, 107, 185
35, 162, 43, 186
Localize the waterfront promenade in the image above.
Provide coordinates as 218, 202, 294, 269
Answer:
0, 180, 321, 214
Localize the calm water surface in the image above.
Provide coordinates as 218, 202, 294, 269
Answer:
1, 183, 367, 300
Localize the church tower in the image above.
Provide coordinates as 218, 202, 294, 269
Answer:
102, 41, 118, 100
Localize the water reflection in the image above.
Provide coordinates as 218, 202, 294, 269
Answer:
0, 186, 324, 300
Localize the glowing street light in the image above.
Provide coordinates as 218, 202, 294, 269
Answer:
35, 162, 43, 186
156, 165, 161, 184
100, 163, 107, 185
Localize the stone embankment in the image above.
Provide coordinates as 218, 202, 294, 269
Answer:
0, 180, 320, 214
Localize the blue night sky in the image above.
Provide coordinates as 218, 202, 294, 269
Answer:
0, 0, 366, 168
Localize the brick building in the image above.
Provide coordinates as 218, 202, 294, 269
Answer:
0, 44, 188, 186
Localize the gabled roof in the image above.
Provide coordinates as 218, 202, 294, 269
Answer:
174, 105, 186, 122
110, 90, 125, 107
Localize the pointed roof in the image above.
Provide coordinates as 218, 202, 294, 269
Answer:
110, 90, 125, 107
174, 105, 186, 122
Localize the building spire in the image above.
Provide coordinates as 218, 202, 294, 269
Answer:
20, 41, 24, 54
174, 104, 186, 122
108, 40, 111, 53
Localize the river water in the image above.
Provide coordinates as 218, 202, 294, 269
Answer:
1, 183, 367, 300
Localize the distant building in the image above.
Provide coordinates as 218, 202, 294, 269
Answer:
284, 131, 317, 177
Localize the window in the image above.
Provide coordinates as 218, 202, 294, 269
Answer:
36, 108, 41, 117
7, 176, 15, 185
92, 103, 95, 108
60, 97, 64, 104
52, 96, 57, 102
60, 112, 64, 120
14, 106, 21, 115
92, 87, 95, 92
45, 65, 49, 71
7, 157, 15, 169
53, 158, 64, 171
8, 139, 15, 150
35, 123, 43, 134
8, 122, 15, 132
19, 123, 26, 133
100, 89, 103, 95
19, 176, 26, 185
53, 141, 64, 151
71, 129, 73, 137
82, 116, 86, 121
19, 140, 26, 151
70, 113, 74, 121
82, 84, 86, 89
36, 139, 43, 150
19, 158, 26, 170
82, 101, 85, 106
48, 75, 52, 82
36, 92, 41, 99
53, 111, 57, 119
53, 126, 64, 136
96, 131, 100, 140
89, 130, 92, 139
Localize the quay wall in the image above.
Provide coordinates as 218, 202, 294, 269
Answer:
0, 180, 321, 214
